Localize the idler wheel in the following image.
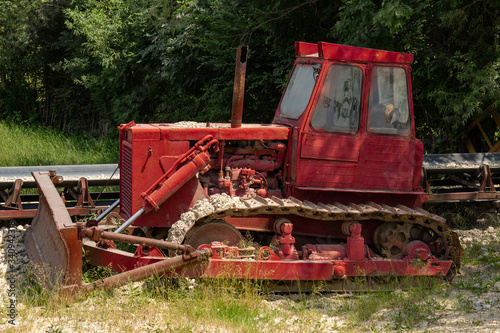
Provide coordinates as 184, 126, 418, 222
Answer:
374, 222, 445, 260
184, 220, 244, 249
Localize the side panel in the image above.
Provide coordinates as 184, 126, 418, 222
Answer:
358, 134, 415, 191
120, 141, 133, 217
301, 132, 360, 162
291, 187, 423, 208
296, 131, 361, 188
292, 62, 365, 189
119, 124, 195, 226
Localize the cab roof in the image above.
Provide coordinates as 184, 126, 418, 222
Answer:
295, 41, 414, 64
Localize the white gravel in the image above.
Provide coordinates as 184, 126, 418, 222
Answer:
166, 193, 240, 244
456, 226, 499, 248
170, 121, 269, 128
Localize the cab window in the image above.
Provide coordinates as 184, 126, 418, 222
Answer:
279, 64, 321, 119
368, 66, 411, 135
310, 64, 362, 134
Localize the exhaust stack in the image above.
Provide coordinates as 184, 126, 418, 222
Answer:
231, 45, 248, 128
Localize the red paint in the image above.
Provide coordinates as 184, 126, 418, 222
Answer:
272, 42, 424, 205
83, 241, 453, 280
295, 41, 319, 57
346, 223, 365, 261
319, 42, 414, 64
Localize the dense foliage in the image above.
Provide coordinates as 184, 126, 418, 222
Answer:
332, 0, 500, 152
0, 0, 498, 151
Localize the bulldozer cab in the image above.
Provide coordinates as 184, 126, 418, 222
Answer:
273, 42, 424, 205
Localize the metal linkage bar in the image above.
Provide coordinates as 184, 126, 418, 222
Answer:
80, 226, 193, 253
79, 248, 212, 293
0, 168, 118, 220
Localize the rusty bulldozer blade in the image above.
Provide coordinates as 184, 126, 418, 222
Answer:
24, 171, 212, 300
24, 172, 83, 293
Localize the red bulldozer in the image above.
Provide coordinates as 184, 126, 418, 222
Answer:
25, 42, 461, 296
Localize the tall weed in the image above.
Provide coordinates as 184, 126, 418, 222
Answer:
0, 121, 118, 166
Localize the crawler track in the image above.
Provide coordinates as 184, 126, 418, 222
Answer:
166, 195, 462, 280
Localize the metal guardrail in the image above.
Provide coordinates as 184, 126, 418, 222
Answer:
423, 153, 500, 203
2, 154, 500, 185
423, 153, 500, 173
0, 164, 119, 189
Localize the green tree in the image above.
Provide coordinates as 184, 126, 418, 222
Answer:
331, 0, 500, 152
0, 0, 44, 122
1, 0, 497, 154
145, 0, 339, 123
61, 0, 155, 133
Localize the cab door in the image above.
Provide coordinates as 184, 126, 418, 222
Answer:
359, 65, 418, 192
295, 64, 364, 189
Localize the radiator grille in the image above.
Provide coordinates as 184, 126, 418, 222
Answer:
120, 141, 133, 217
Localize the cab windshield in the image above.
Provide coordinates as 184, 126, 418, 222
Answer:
310, 64, 362, 134
279, 64, 321, 119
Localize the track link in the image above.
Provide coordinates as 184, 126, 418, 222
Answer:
166, 194, 461, 279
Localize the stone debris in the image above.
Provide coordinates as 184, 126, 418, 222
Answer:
191, 198, 216, 219
210, 193, 239, 212
0, 224, 29, 299
170, 121, 265, 129
166, 194, 240, 244
166, 211, 197, 245
473, 300, 484, 310
455, 227, 499, 248
424, 162, 500, 170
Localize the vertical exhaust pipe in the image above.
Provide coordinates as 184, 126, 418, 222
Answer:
231, 45, 248, 128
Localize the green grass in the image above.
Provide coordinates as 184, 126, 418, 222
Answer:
0, 121, 118, 166
8, 274, 284, 333
4, 247, 499, 333
6, 224, 499, 332
426, 202, 500, 229
454, 228, 500, 295
4, 267, 456, 333
329, 278, 446, 330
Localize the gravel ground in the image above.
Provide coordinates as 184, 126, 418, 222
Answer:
0, 221, 499, 332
